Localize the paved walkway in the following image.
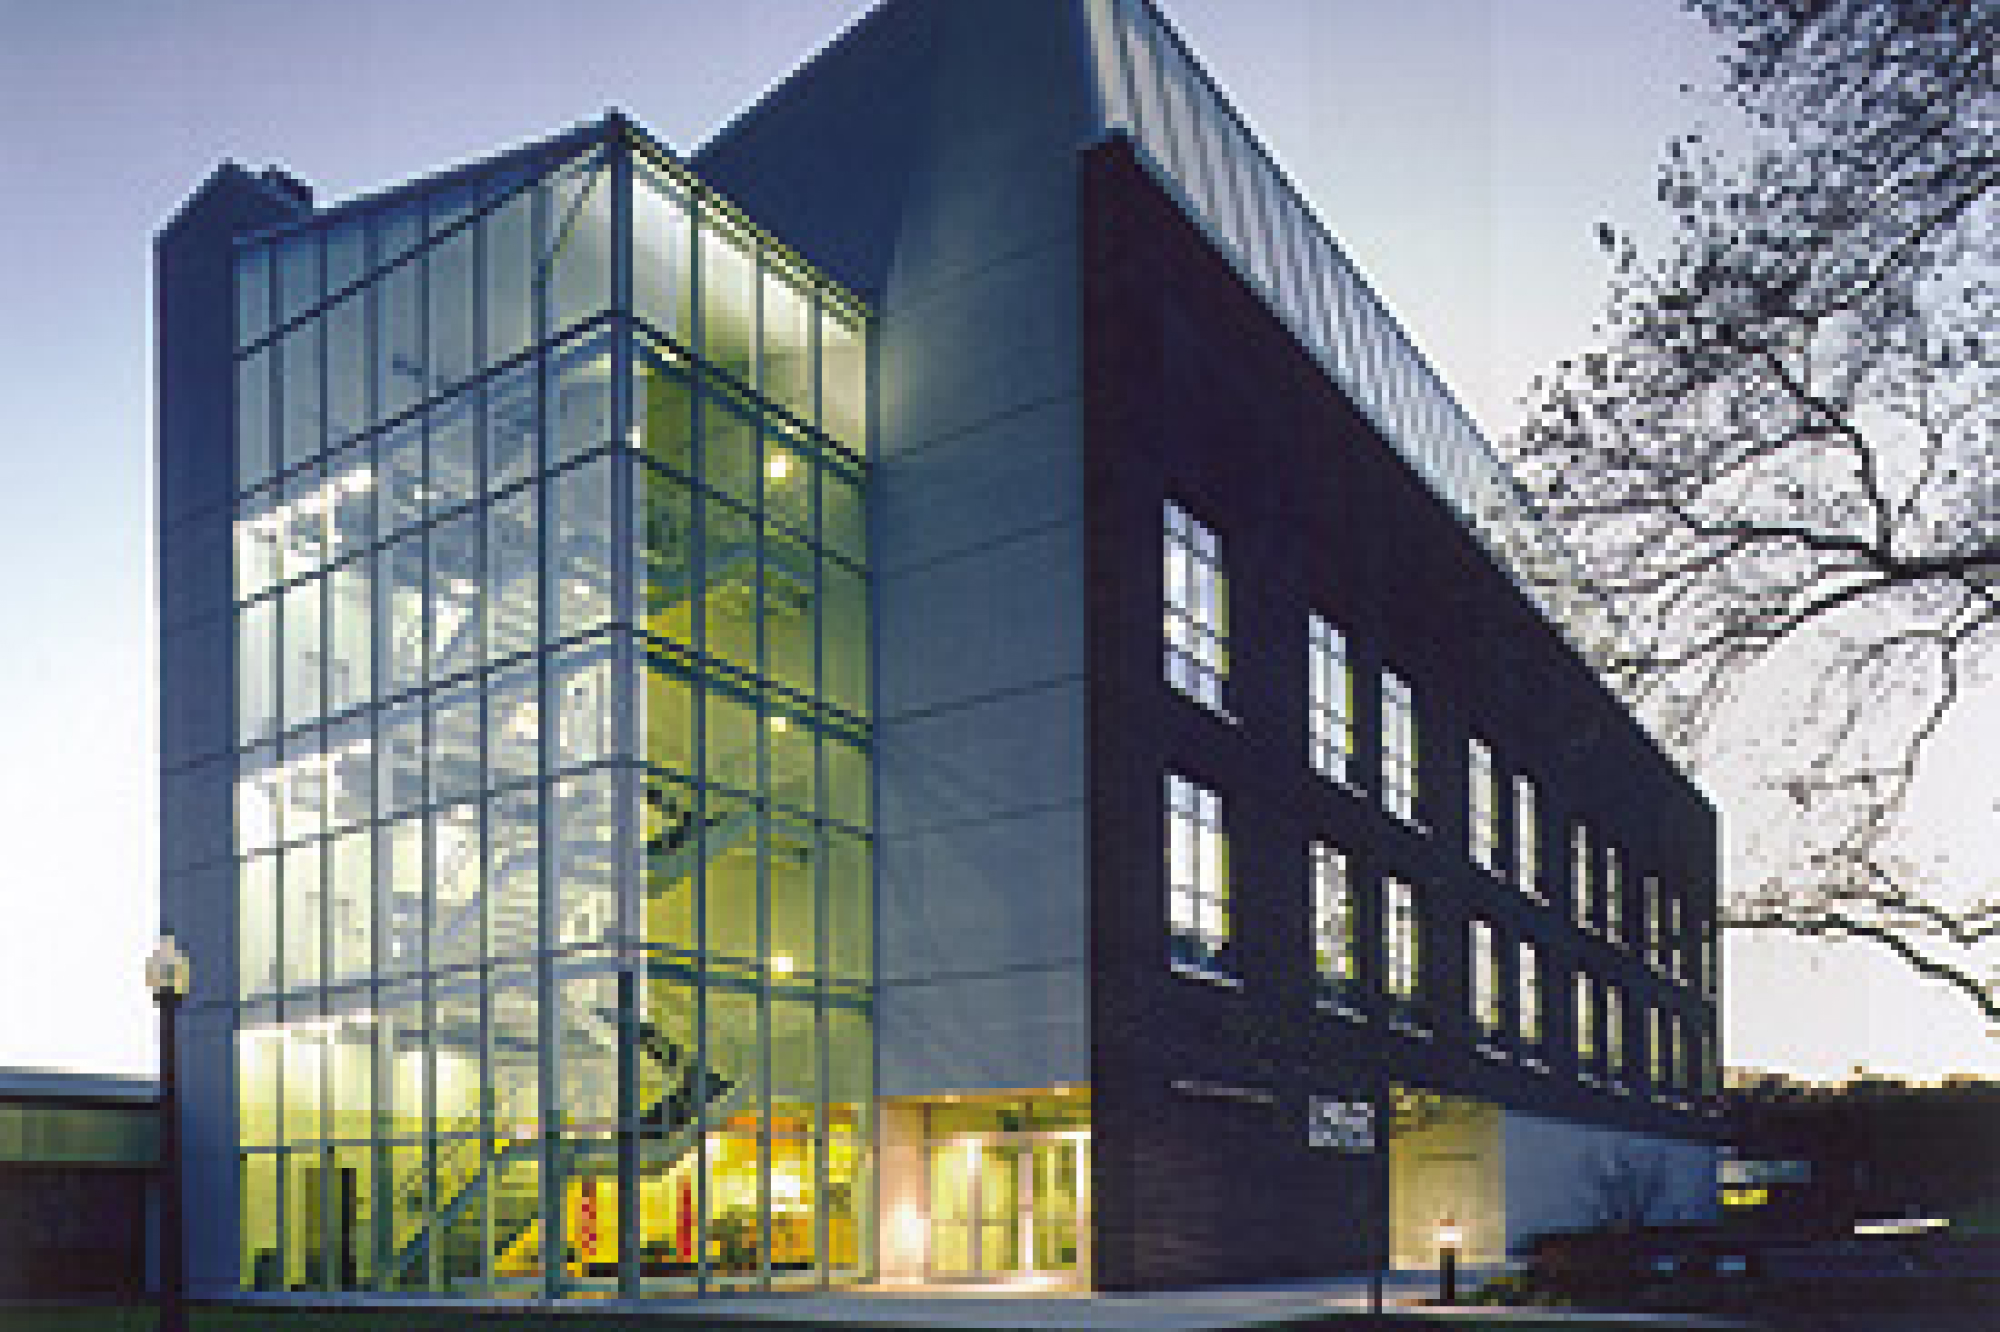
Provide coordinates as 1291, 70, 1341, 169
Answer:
615, 1271, 1756, 1330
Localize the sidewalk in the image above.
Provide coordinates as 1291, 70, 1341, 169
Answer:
609, 1271, 1760, 1330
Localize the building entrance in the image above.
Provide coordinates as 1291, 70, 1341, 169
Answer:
927, 1133, 1088, 1281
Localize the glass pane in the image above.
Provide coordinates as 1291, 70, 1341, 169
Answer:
549, 457, 614, 641
240, 856, 278, 997
237, 243, 271, 348
487, 789, 540, 961
486, 664, 538, 790
642, 776, 697, 955
488, 486, 539, 663
242, 1152, 282, 1290
826, 833, 871, 983
700, 216, 756, 385
548, 333, 614, 466
553, 642, 616, 770
547, 158, 612, 335
428, 225, 476, 395
279, 319, 323, 472
431, 803, 483, 972
380, 534, 424, 697
378, 820, 424, 979
485, 183, 535, 369
634, 164, 694, 344
766, 822, 818, 980
485, 360, 537, 494
822, 559, 868, 718
376, 259, 423, 423
552, 773, 617, 949
639, 466, 696, 649
427, 391, 480, 517
761, 265, 812, 417
428, 512, 482, 683
327, 829, 371, 985
819, 305, 865, 450
276, 231, 321, 327
238, 346, 273, 493
633, 349, 694, 476
765, 533, 815, 700
240, 598, 277, 746
281, 578, 322, 730
702, 500, 758, 678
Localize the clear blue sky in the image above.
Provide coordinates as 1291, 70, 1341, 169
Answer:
1, 0, 1980, 1083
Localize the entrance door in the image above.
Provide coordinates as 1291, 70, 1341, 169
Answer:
927, 1134, 1088, 1281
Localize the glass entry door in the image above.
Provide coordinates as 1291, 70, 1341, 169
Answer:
928, 1134, 1088, 1281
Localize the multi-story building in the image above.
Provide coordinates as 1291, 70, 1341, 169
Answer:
156, 0, 1721, 1302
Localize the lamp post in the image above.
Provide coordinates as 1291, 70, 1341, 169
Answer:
1435, 1216, 1463, 1305
147, 935, 192, 1332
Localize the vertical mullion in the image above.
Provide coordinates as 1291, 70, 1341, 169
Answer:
608, 134, 644, 1305
530, 163, 564, 1303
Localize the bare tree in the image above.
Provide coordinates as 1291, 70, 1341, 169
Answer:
1513, 1, 1999, 1020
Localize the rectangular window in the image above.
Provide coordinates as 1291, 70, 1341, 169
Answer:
1641, 876, 1659, 968
1571, 824, 1592, 931
1575, 971, 1597, 1065
1470, 919, 1500, 1032
1518, 940, 1542, 1045
1515, 775, 1540, 896
1468, 738, 1497, 872
1605, 847, 1624, 944
1307, 616, 1353, 782
1167, 773, 1229, 972
1164, 501, 1228, 711
1650, 1006, 1668, 1087
1664, 889, 1682, 979
1381, 672, 1418, 822
1310, 842, 1355, 991
1385, 877, 1419, 1001
1606, 984, 1625, 1076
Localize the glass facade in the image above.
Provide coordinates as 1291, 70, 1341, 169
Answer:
230, 126, 873, 1299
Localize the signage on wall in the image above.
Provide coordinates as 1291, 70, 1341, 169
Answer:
1308, 1096, 1376, 1152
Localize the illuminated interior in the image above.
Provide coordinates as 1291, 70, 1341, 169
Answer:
230, 126, 873, 1298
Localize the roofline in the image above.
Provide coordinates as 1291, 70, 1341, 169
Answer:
231, 114, 621, 251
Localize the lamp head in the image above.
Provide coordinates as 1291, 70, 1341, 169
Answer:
1436, 1217, 1464, 1249
146, 935, 192, 999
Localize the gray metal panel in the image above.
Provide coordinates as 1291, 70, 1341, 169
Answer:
179, 1003, 238, 1295
877, 681, 1086, 837
872, 396, 1085, 579
879, 792, 1088, 986
877, 522, 1086, 720
697, 0, 1100, 1098
879, 967, 1090, 1096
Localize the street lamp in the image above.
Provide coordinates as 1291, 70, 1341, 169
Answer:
147, 935, 191, 1332
1435, 1216, 1464, 1305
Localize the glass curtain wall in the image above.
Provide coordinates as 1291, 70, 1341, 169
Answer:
231, 124, 873, 1301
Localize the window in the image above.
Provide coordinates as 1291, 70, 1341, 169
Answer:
1650, 1006, 1668, 1087
1606, 984, 1625, 1076
1164, 501, 1227, 710
1663, 888, 1682, 979
1307, 615, 1354, 782
1381, 672, 1418, 822
1311, 842, 1356, 993
1605, 847, 1624, 944
1167, 773, 1229, 971
1470, 919, 1500, 1033
1575, 971, 1597, 1064
1514, 777, 1540, 897
1468, 739, 1497, 872
1571, 824, 1592, 931
1385, 877, 1419, 1001
1519, 940, 1542, 1045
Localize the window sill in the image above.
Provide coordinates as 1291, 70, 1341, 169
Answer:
1521, 1054, 1552, 1075
1316, 996, 1367, 1022
1317, 769, 1368, 801
1475, 1038, 1513, 1063
1171, 960, 1243, 990
1388, 1013, 1433, 1040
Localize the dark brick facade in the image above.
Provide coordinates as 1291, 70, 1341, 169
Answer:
1080, 136, 1718, 1291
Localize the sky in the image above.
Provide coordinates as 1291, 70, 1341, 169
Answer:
0, 0, 1987, 1084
